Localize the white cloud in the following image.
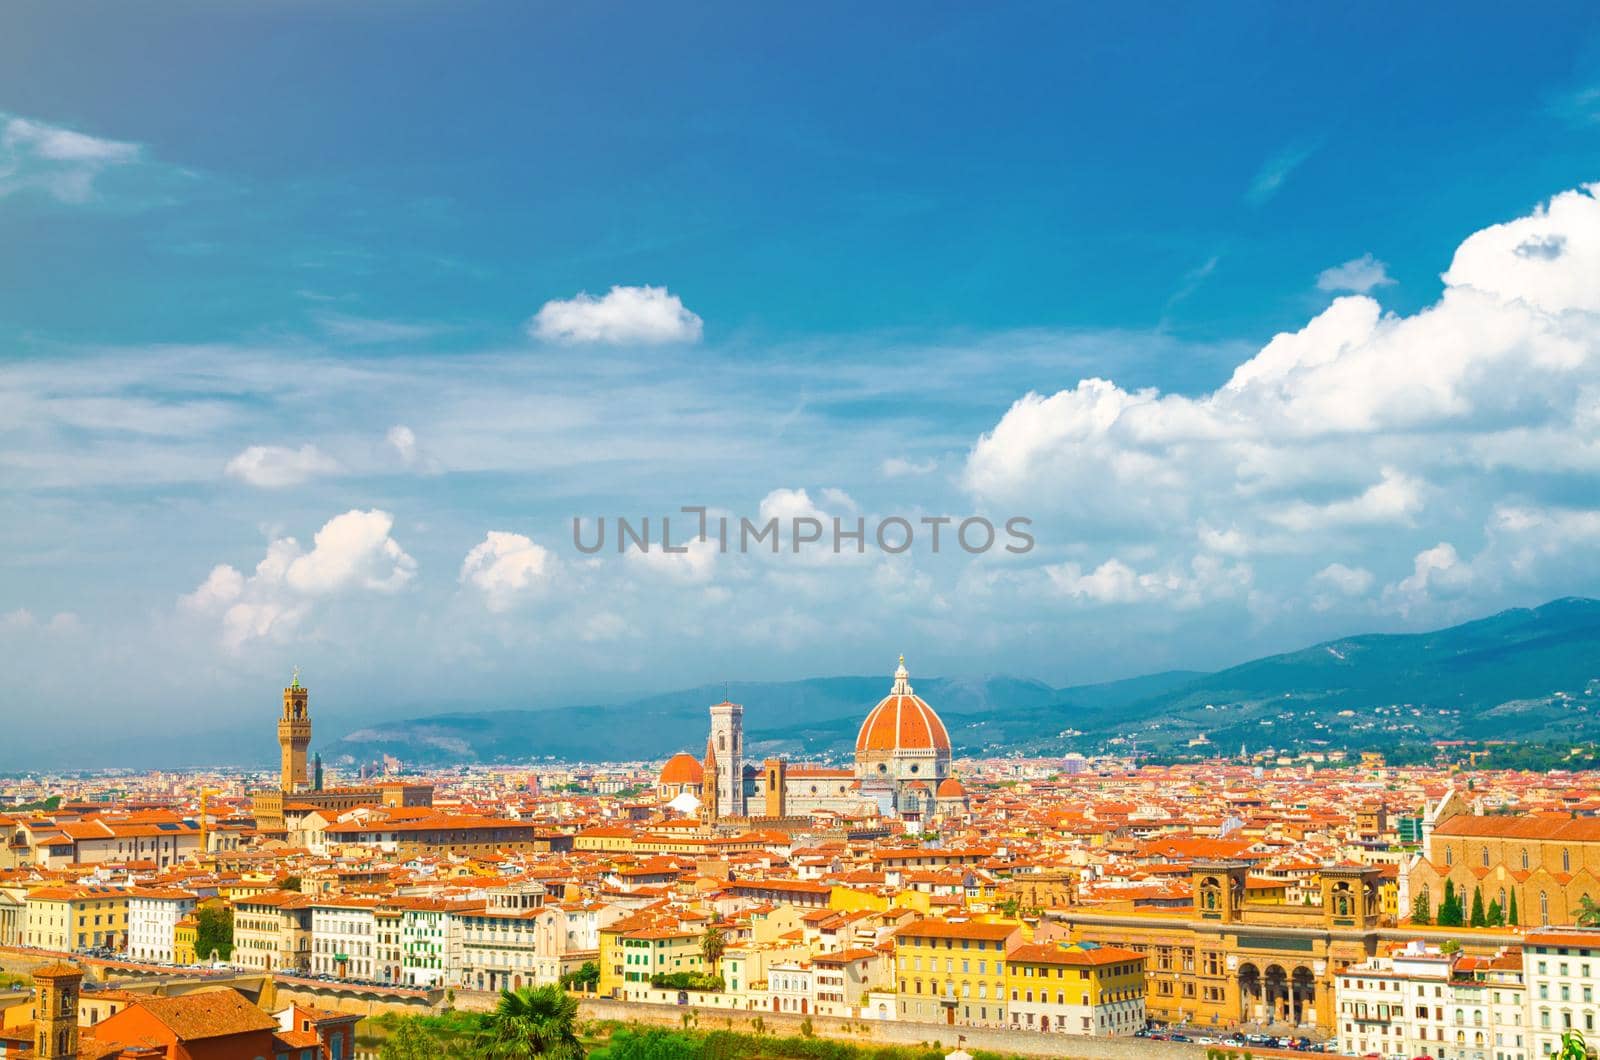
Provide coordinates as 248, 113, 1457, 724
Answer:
225, 444, 339, 488
1316, 253, 1395, 294
182, 509, 415, 649
1268, 468, 1423, 532
460, 531, 555, 612
387, 425, 419, 464
627, 535, 719, 583
1312, 563, 1374, 596
1384, 542, 1472, 615
1045, 554, 1251, 608
881, 456, 937, 478
529, 285, 703, 345
964, 185, 1600, 590
0, 113, 143, 203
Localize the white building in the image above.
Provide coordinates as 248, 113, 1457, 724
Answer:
310, 896, 382, 981
124, 887, 197, 963
455, 882, 551, 993
397, 897, 466, 988
1525, 928, 1600, 1059
1335, 941, 1525, 1060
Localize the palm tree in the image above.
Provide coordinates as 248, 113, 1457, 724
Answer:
481, 984, 582, 1059
700, 924, 727, 974
1576, 896, 1600, 928
1557, 1028, 1595, 1060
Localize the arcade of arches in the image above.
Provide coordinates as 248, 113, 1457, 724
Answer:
1039, 861, 1401, 1030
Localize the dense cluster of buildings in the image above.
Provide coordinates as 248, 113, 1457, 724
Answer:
3, 663, 1600, 1057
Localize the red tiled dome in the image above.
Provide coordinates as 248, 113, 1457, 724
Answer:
855, 658, 951, 754
659, 752, 704, 786
936, 777, 966, 798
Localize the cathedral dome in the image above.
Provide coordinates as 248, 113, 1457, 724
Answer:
855, 657, 951, 754
659, 752, 704, 786
936, 777, 967, 798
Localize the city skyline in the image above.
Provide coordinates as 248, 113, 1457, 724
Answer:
5, 4, 1600, 759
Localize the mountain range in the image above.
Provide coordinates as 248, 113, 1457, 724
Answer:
325, 597, 1600, 767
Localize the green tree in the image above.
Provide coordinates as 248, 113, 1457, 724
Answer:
559, 961, 600, 992
279, 876, 303, 892
1470, 886, 1487, 928
1576, 895, 1600, 928
1556, 1029, 1593, 1060
379, 1019, 450, 1060
481, 984, 581, 1059
1487, 899, 1504, 927
699, 924, 727, 973
194, 905, 233, 961
1438, 880, 1463, 927
1509, 889, 1520, 927
1411, 892, 1432, 925
1440, 938, 1461, 954
999, 895, 1021, 919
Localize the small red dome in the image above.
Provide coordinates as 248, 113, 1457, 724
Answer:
659, 752, 704, 786
936, 777, 966, 798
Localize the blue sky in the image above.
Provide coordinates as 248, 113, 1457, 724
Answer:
3, 3, 1600, 766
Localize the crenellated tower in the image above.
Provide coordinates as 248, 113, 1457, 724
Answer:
278, 669, 312, 793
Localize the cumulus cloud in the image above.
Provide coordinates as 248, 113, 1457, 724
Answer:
529, 285, 703, 345
0, 113, 143, 203
181, 510, 415, 649
1312, 563, 1375, 597
460, 531, 555, 612
964, 185, 1600, 617
225, 444, 339, 488
1384, 542, 1472, 614
1268, 468, 1424, 532
1316, 253, 1395, 294
1045, 554, 1251, 608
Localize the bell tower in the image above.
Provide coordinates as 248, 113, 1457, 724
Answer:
33, 962, 81, 1060
278, 669, 312, 793
708, 699, 745, 817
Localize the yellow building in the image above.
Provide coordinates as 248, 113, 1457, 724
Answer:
892, 918, 1023, 1027
23, 886, 128, 952
1049, 861, 1407, 1031
231, 891, 313, 973
616, 925, 705, 1000
1005, 941, 1146, 1036
173, 915, 199, 966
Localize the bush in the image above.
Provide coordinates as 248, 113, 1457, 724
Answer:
648, 971, 725, 992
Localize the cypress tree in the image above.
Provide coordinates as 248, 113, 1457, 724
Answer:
1508, 889, 1520, 926
1470, 886, 1486, 928
1487, 899, 1503, 927
1412, 892, 1432, 925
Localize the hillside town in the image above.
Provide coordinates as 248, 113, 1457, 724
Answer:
0, 665, 1599, 1058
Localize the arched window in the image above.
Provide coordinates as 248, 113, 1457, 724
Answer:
1446, 847, 1453, 866
1522, 848, 1530, 870
718, 734, 726, 751
1541, 891, 1550, 926
1482, 846, 1490, 867
1564, 848, 1572, 872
